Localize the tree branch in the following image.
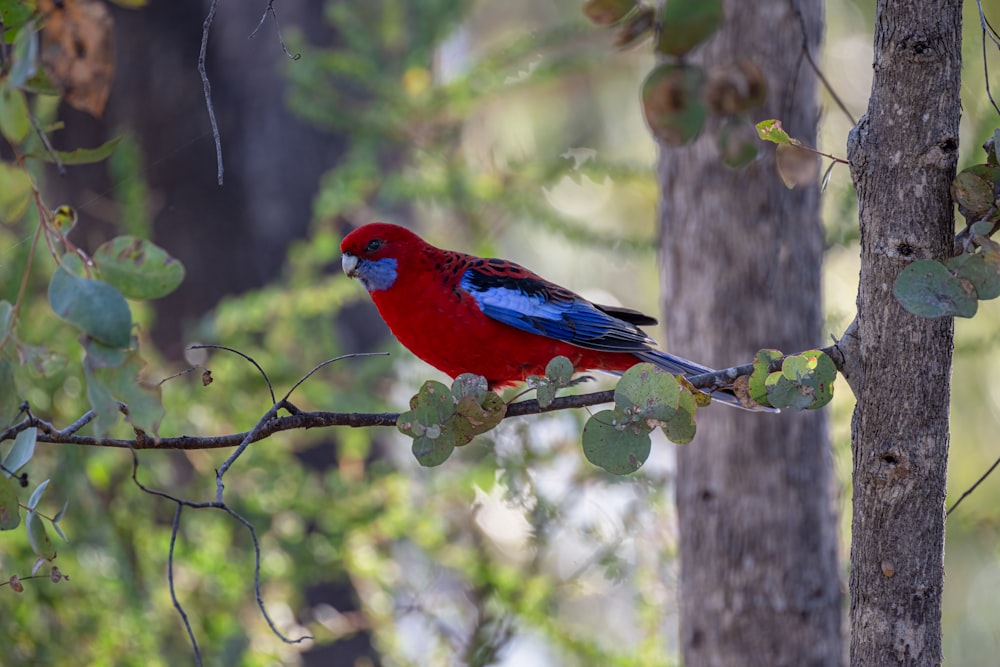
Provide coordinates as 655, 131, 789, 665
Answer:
2, 344, 853, 452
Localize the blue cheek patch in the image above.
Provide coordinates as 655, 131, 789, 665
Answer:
359, 257, 398, 292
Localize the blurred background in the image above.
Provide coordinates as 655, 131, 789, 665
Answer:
2, 0, 1000, 664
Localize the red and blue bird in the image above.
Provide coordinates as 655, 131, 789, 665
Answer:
341, 222, 757, 409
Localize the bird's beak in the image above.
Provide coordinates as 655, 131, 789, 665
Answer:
342, 252, 359, 279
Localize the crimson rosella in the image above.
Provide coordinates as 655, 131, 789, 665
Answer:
341, 222, 762, 410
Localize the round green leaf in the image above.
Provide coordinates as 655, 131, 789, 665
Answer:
778, 350, 836, 410
657, 0, 722, 57
93, 235, 185, 300
614, 363, 679, 424
398, 381, 454, 440
718, 117, 759, 168
764, 372, 813, 410
662, 389, 698, 444
582, 410, 651, 475
545, 356, 575, 385
411, 436, 454, 467
947, 252, 1000, 300
749, 349, 782, 407
893, 260, 978, 319
48, 256, 133, 348
641, 64, 707, 146
451, 373, 489, 401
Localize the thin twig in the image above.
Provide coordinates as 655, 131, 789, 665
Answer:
169, 505, 202, 667
249, 0, 301, 61
27, 111, 65, 175
199, 0, 224, 185
795, 3, 856, 125
221, 505, 311, 644
947, 455, 1000, 517
281, 352, 390, 403
189, 344, 275, 404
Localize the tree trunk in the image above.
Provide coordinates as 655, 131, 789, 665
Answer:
846, 1, 961, 665
657, 1, 843, 665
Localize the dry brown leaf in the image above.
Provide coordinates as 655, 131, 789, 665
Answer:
775, 144, 821, 189
40, 0, 115, 118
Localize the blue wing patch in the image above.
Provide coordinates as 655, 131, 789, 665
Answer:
460, 264, 658, 352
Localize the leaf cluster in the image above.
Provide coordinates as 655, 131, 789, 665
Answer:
585, 0, 766, 167
893, 130, 1000, 319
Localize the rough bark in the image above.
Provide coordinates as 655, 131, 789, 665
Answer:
846, 1, 961, 665
657, 1, 842, 665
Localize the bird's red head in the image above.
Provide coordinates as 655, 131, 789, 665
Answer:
341, 222, 428, 292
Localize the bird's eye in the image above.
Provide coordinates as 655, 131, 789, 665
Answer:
365, 239, 384, 253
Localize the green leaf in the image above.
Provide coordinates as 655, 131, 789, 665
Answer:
84, 344, 163, 436
755, 119, 792, 145
398, 381, 459, 466
582, 410, 651, 475
0, 162, 33, 222
0, 87, 31, 144
0, 477, 19, 530
48, 254, 133, 348
718, 117, 759, 169
947, 252, 1000, 300
93, 235, 185, 300
662, 388, 698, 444
0, 2, 34, 44
748, 349, 782, 408
765, 372, 813, 410
893, 259, 978, 318
398, 380, 453, 438
27, 478, 48, 509
3, 427, 36, 476
26, 509, 55, 560
657, 0, 722, 57
8, 19, 37, 85
84, 362, 120, 436
545, 356, 574, 385
28, 136, 123, 166
529, 356, 575, 408
641, 64, 707, 146
450, 392, 506, 442
0, 359, 18, 430
614, 363, 679, 424
411, 436, 454, 468
450, 373, 489, 401
778, 350, 836, 410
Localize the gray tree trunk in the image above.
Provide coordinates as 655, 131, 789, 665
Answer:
656, 1, 842, 665
846, 1, 961, 665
